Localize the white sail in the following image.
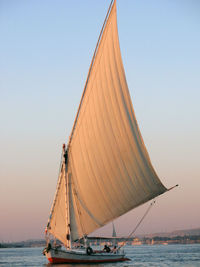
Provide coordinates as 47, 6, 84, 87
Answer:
66, 0, 167, 242
48, 165, 68, 246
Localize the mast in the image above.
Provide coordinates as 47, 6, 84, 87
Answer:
46, 144, 72, 247
112, 222, 117, 238
63, 145, 72, 248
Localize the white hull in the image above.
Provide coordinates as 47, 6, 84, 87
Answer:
45, 247, 129, 264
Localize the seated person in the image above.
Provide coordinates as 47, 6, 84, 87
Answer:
111, 245, 117, 254
103, 244, 111, 253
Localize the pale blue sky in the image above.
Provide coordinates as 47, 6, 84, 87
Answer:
0, 0, 200, 241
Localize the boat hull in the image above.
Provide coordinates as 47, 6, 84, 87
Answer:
45, 248, 130, 264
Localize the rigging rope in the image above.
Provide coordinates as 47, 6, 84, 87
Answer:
118, 200, 156, 249
46, 146, 65, 229
57, 146, 65, 181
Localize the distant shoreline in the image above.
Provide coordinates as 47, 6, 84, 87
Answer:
1, 235, 200, 248
1, 228, 199, 248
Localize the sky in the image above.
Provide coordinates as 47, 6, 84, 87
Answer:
0, 0, 200, 242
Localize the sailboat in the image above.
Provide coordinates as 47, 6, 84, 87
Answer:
43, 0, 176, 264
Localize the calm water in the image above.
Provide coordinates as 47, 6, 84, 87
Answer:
0, 244, 200, 267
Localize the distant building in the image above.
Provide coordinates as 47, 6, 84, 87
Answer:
132, 238, 142, 245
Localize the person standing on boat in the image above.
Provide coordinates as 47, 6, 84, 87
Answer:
63, 144, 68, 164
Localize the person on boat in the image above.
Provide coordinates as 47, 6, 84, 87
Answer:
45, 242, 51, 253
103, 244, 111, 253
111, 245, 117, 254
64, 149, 68, 164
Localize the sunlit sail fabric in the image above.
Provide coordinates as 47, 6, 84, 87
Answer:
67, 1, 167, 241
48, 166, 68, 245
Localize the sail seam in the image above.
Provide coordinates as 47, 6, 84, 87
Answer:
86, 87, 117, 216
90, 81, 123, 214
101, 27, 138, 206
98, 55, 132, 209
113, 23, 163, 192
78, 105, 114, 219
69, 144, 104, 232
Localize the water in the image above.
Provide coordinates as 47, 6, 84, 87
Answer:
0, 244, 200, 267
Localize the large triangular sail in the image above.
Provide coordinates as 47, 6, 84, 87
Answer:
47, 0, 167, 244
66, 0, 167, 241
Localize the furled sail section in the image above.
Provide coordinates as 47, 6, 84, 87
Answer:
67, 0, 167, 241
48, 165, 68, 245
